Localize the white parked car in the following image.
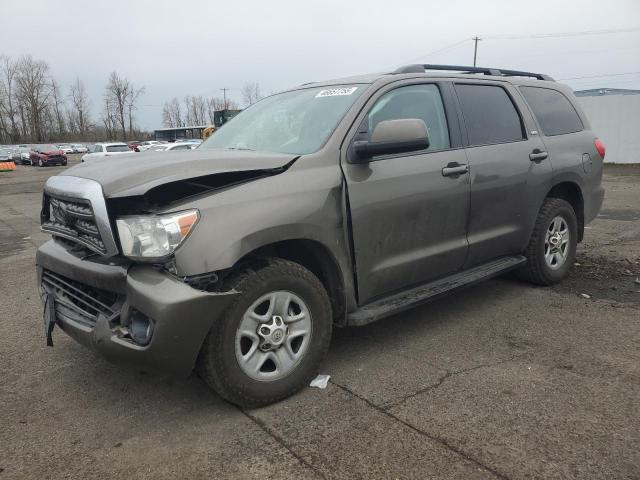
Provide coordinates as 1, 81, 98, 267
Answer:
147, 143, 197, 152
137, 140, 162, 152
81, 143, 133, 162
72, 144, 89, 153
57, 144, 74, 154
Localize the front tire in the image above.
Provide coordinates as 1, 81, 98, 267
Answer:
518, 198, 578, 285
197, 258, 333, 408
38, 159, 44, 167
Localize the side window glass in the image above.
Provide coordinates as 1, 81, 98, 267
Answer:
520, 86, 583, 136
367, 84, 450, 151
455, 84, 525, 146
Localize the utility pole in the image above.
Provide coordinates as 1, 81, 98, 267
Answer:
472, 36, 482, 66
220, 88, 230, 109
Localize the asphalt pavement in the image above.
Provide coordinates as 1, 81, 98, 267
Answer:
1, 157, 638, 479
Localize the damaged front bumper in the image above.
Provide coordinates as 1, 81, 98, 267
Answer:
36, 240, 238, 378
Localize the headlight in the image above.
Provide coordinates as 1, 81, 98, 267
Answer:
116, 210, 199, 260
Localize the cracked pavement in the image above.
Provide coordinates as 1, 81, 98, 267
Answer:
1, 160, 639, 479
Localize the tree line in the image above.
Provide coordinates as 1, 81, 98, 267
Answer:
0, 54, 146, 144
160, 82, 263, 128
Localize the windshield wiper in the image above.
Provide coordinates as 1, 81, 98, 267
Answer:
226, 147, 255, 151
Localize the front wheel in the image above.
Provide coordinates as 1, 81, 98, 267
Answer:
197, 258, 333, 408
38, 159, 44, 167
518, 198, 578, 285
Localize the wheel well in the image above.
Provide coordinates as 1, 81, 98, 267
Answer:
547, 182, 584, 241
231, 240, 347, 325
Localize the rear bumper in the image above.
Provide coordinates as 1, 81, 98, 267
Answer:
36, 240, 237, 378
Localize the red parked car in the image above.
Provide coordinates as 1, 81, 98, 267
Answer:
30, 145, 68, 167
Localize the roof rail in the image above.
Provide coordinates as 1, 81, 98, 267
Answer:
393, 64, 554, 81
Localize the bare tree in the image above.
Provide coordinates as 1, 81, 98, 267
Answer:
50, 79, 66, 138
161, 97, 183, 128
104, 71, 144, 140
68, 77, 90, 137
16, 55, 52, 142
183, 95, 207, 125
127, 85, 145, 138
240, 82, 263, 106
0, 55, 21, 143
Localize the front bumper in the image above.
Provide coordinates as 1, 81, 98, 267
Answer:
36, 240, 237, 378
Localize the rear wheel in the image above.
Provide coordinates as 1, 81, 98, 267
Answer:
518, 198, 577, 285
197, 258, 333, 408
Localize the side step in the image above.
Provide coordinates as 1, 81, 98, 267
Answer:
347, 255, 526, 326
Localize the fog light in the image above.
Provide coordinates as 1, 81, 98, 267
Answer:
129, 309, 154, 346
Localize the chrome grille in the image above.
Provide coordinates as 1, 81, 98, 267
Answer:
42, 195, 107, 254
41, 270, 119, 327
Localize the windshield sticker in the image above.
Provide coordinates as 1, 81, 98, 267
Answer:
316, 87, 358, 98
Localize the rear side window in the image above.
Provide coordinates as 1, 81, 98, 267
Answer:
106, 145, 130, 152
455, 84, 524, 146
520, 86, 583, 136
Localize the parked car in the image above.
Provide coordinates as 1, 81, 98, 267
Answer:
36, 64, 604, 407
81, 143, 132, 162
137, 140, 161, 152
30, 145, 67, 167
176, 139, 203, 145
0, 148, 12, 161
147, 143, 197, 152
57, 144, 74, 154
9, 146, 31, 164
72, 144, 89, 154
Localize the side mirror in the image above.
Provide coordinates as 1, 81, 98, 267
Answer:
352, 118, 429, 162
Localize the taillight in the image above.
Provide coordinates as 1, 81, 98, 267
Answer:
594, 138, 605, 159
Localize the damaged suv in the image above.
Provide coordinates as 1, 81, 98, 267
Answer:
37, 64, 604, 407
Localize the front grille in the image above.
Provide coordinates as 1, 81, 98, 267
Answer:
41, 270, 119, 327
41, 195, 107, 254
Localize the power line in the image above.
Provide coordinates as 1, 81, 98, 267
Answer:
403, 39, 470, 64
483, 26, 640, 40
559, 71, 640, 80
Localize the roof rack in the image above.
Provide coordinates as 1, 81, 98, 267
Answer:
393, 64, 554, 81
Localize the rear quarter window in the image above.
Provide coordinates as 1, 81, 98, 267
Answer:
520, 86, 583, 136
455, 84, 525, 146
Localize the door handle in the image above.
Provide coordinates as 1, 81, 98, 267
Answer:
529, 150, 548, 162
442, 163, 469, 177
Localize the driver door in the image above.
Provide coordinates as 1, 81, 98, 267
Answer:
342, 82, 470, 304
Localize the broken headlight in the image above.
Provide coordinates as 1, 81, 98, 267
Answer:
116, 210, 199, 260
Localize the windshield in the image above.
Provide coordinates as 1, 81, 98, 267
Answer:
200, 85, 365, 155
106, 145, 130, 152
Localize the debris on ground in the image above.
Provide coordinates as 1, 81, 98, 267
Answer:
310, 374, 331, 389
580, 293, 592, 299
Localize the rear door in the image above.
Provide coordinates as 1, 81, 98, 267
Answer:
342, 81, 470, 304
453, 81, 552, 267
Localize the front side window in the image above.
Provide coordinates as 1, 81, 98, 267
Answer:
455, 84, 525, 146
520, 86, 583, 136
201, 85, 365, 155
366, 84, 450, 151
92, 145, 102, 153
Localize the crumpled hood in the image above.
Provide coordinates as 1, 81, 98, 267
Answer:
64, 149, 298, 197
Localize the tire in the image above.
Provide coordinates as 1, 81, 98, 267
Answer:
197, 258, 333, 408
38, 159, 44, 167
518, 198, 578, 286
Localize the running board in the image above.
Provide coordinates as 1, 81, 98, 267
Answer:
347, 255, 526, 326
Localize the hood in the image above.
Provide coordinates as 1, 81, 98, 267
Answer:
65, 148, 298, 198
42, 149, 64, 156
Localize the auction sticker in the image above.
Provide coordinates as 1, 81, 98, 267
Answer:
316, 87, 358, 98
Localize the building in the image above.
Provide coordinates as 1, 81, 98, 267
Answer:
575, 88, 640, 164
154, 109, 242, 141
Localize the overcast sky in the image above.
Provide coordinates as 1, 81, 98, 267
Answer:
2, 0, 639, 130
